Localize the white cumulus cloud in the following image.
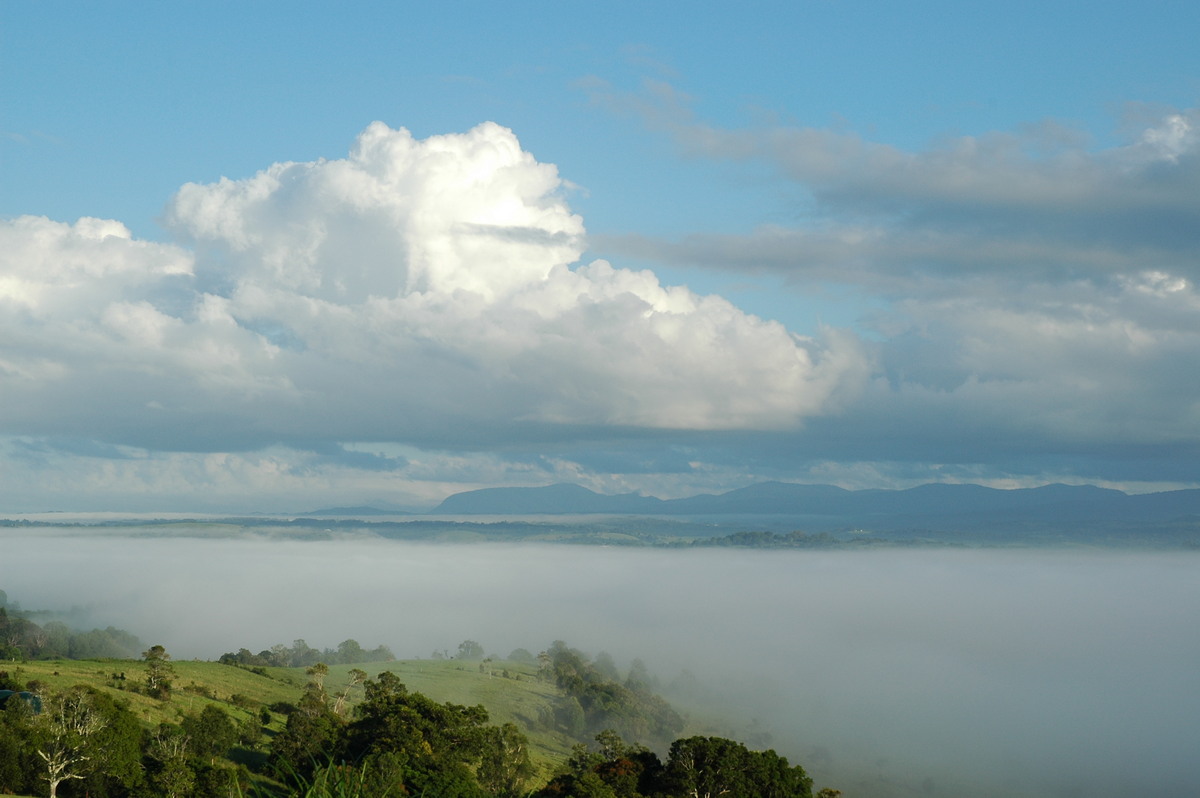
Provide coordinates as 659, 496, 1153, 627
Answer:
0, 122, 866, 470
167, 122, 586, 303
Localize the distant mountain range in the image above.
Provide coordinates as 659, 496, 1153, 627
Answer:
431, 481, 1200, 534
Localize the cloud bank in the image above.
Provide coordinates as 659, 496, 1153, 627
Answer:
589, 84, 1200, 486
0, 122, 867, 509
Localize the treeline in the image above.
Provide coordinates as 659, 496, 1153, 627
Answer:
688, 530, 843, 548
0, 591, 143, 661
218, 638, 394, 669
538, 641, 683, 749
536, 729, 824, 798
686, 529, 955, 549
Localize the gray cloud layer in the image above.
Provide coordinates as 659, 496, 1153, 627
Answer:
588, 85, 1200, 488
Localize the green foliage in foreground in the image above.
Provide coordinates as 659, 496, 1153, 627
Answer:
0, 648, 824, 797
536, 730, 813, 798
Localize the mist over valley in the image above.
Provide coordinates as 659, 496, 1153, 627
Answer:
4, 527, 1197, 797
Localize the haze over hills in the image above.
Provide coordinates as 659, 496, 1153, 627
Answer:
431, 481, 1200, 542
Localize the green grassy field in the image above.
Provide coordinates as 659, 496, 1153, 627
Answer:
3, 653, 775, 797
6, 656, 586, 781
8, 658, 303, 729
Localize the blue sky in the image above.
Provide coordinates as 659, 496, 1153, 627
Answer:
2, 1, 1199, 511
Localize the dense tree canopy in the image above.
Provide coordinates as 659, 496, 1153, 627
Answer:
537, 732, 813, 798
0, 606, 142, 661
540, 641, 684, 747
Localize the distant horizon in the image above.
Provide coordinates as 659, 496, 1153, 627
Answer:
5, 477, 1195, 520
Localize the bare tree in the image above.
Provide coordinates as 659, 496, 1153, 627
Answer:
333, 667, 367, 717
37, 689, 104, 798
147, 724, 194, 798
306, 661, 330, 693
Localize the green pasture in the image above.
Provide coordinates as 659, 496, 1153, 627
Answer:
6, 658, 302, 729
5, 656, 583, 774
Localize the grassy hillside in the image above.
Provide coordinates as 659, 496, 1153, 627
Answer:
8, 658, 302, 727
8, 655, 599, 779
11, 653, 742, 734
2, 652, 780, 798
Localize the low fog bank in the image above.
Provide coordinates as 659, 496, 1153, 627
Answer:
4, 531, 1198, 797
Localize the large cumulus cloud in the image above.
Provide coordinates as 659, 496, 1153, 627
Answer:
0, 122, 865, 469
166, 122, 586, 303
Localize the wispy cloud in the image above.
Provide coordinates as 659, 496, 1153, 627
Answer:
582, 81, 1200, 485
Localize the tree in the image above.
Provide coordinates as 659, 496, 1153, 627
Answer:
77, 689, 145, 797
37, 688, 106, 798
146, 723, 195, 798
337, 671, 493, 795
477, 722, 535, 797
333, 667, 368, 717
2, 686, 140, 798
291, 638, 321, 668
625, 658, 658, 692
0, 694, 41, 796
0, 609, 30, 659
306, 661, 330, 693
556, 696, 585, 736
343, 671, 489, 763
143, 644, 175, 699
508, 648, 535, 664
269, 685, 343, 782
745, 747, 814, 798
543, 642, 683, 746
41, 621, 71, 659
181, 704, 239, 765
268, 643, 291, 667
593, 651, 620, 681
337, 638, 366, 664
538, 770, 619, 798
665, 736, 811, 798
535, 731, 662, 798
457, 640, 485, 660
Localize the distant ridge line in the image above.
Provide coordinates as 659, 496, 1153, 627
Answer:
431, 481, 1200, 525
